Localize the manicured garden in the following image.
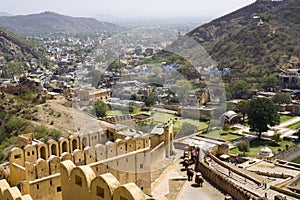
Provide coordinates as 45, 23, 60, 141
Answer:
287, 122, 300, 130
280, 115, 294, 123
291, 157, 300, 164
202, 128, 244, 142
231, 138, 295, 157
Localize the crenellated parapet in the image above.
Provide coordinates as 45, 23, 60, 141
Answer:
0, 179, 33, 200
60, 160, 159, 200
2, 118, 174, 200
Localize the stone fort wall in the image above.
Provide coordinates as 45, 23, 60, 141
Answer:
199, 161, 261, 200
0, 179, 33, 200
3, 120, 174, 200
60, 160, 160, 200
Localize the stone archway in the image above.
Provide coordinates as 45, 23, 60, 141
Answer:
40, 146, 47, 160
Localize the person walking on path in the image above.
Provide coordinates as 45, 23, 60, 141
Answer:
187, 166, 194, 181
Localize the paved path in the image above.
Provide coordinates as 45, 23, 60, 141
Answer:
151, 107, 177, 115
276, 116, 300, 128
232, 117, 300, 141
210, 159, 299, 200
151, 149, 225, 199
176, 179, 225, 200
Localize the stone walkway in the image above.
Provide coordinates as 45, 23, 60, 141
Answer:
210, 159, 299, 200
176, 178, 225, 200
151, 149, 225, 199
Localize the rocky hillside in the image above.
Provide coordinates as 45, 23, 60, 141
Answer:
0, 11, 123, 36
187, 0, 300, 77
0, 28, 40, 59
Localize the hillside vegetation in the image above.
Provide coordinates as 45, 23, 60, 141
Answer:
187, 0, 300, 77
0, 11, 124, 36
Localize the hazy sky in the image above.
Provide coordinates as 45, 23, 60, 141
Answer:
2, 0, 255, 19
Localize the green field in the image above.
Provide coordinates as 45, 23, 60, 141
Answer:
153, 111, 208, 136
287, 122, 300, 130
280, 115, 294, 123
203, 129, 244, 142
107, 109, 209, 136
231, 138, 295, 157
291, 157, 300, 164
107, 110, 125, 116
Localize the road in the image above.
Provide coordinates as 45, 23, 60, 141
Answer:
151, 107, 178, 114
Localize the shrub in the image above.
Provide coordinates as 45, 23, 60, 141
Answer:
271, 133, 282, 142
283, 137, 293, 141
237, 141, 250, 152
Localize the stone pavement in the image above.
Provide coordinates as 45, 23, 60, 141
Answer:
176, 178, 225, 200
151, 149, 225, 199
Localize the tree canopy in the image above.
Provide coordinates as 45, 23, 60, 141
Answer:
246, 98, 279, 138
94, 100, 109, 118
259, 76, 279, 91
234, 100, 249, 121
271, 93, 292, 104
228, 80, 253, 100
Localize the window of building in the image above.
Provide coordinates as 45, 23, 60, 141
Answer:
14, 154, 21, 159
75, 175, 82, 187
32, 151, 35, 155
120, 196, 128, 200
27, 152, 30, 156
50, 180, 52, 186
36, 184, 39, 190
140, 164, 143, 169
57, 186, 62, 192
96, 186, 104, 198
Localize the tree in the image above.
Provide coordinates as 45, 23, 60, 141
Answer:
237, 141, 250, 154
259, 76, 279, 91
94, 100, 108, 118
4, 62, 25, 78
128, 101, 137, 113
229, 80, 253, 99
145, 94, 157, 107
271, 132, 282, 143
272, 93, 291, 104
152, 66, 163, 75
246, 98, 280, 138
235, 100, 249, 122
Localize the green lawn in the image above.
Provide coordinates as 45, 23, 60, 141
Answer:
280, 115, 294, 123
152, 111, 208, 136
107, 109, 209, 136
287, 122, 300, 130
107, 110, 125, 116
231, 138, 295, 157
173, 118, 208, 134
153, 112, 175, 123
291, 157, 300, 164
203, 129, 244, 142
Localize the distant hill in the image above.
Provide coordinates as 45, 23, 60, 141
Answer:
187, 0, 300, 77
0, 11, 124, 36
0, 12, 12, 17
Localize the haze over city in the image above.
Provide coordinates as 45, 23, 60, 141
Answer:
2, 0, 255, 21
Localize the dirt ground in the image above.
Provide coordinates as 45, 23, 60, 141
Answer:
33, 96, 102, 136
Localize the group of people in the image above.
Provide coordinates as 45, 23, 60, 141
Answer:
182, 148, 204, 187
